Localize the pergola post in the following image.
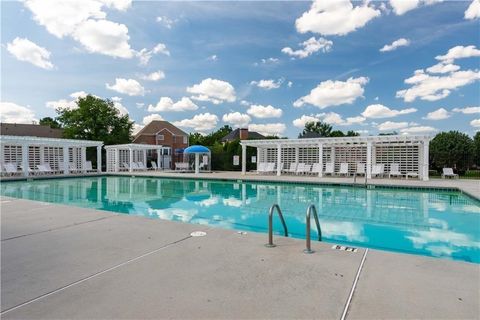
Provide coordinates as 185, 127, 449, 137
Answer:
97, 146, 102, 173
318, 143, 323, 177
115, 148, 120, 172
294, 147, 299, 164
241, 144, 246, 175
21, 144, 29, 177
194, 153, 200, 174
276, 144, 282, 176
143, 149, 147, 167
366, 142, 372, 179
157, 147, 162, 169
129, 148, 133, 173
63, 147, 70, 174
422, 140, 429, 181
256, 147, 260, 168
81, 147, 86, 173
40, 146, 45, 165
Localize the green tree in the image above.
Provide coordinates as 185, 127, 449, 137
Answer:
299, 121, 332, 138
430, 131, 475, 172
56, 95, 133, 144
56, 95, 134, 168
346, 130, 360, 137
474, 131, 480, 166
329, 130, 345, 137
39, 117, 62, 129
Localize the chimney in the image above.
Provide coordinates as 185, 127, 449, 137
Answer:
239, 128, 249, 140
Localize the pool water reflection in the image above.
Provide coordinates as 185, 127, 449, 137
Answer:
2, 176, 479, 263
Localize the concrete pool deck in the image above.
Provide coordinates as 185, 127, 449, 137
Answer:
1, 196, 479, 319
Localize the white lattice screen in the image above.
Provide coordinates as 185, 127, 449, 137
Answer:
69, 147, 83, 169
106, 149, 116, 172
2, 145, 22, 168
265, 148, 278, 163
322, 147, 332, 170
298, 147, 319, 164
332, 145, 367, 174
280, 148, 295, 167
374, 143, 419, 174
29, 146, 41, 169
44, 147, 63, 170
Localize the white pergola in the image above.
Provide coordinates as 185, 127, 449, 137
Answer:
105, 144, 170, 172
240, 135, 431, 181
0, 135, 103, 176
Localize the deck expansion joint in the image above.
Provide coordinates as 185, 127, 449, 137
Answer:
340, 248, 369, 320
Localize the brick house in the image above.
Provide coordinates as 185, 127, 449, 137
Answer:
133, 120, 189, 168
221, 128, 265, 143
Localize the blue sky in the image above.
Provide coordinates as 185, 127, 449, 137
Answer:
1, 0, 479, 138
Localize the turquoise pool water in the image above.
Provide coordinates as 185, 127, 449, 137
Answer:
1, 176, 479, 263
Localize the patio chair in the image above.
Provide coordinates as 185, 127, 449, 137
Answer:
151, 161, 159, 171
388, 163, 403, 179
84, 161, 97, 173
442, 168, 459, 179
303, 164, 312, 175
69, 162, 82, 174
324, 163, 334, 176
284, 162, 297, 174
4, 163, 22, 176
20, 164, 39, 176
337, 163, 349, 176
42, 163, 62, 174
131, 162, 140, 171
256, 162, 266, 174
37, 164, 55, 175
311, 163, 322, 175
58, 162, 68, 174
136, 162, 147, 170
371, 164, 385, 178
295, 163, 305, 175
356, 163, 365, 176
265, 163, 276, 174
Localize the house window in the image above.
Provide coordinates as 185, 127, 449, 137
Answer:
157, 134, 164, 141
183, 136, 187, 144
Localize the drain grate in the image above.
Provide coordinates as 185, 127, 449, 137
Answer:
332, 245, 358, 252
190, 231, 207, 237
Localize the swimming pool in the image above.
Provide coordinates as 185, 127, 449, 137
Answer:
1, 176, 479, 263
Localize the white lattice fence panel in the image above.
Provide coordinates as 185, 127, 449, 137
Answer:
280, 148, 295, 167
299, 147, 319, 164
374, 144, 419, 174
118, 149, 129, 168
44, 147, 63, 170
106, 149, 116, 172
69, 147, 83, 169
29, 146, 40, 169
322, 147, 333, 170
265, 148, 277, 163
334, 145, 367, 174
2, 145, 22, 167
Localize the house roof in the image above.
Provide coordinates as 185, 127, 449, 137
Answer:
133, 120, 188, 141
0, 123, 64, 138
221, 128, 265, 142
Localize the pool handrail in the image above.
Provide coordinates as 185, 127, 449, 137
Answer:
265, 204, 288, 248
304, 204, 322, 254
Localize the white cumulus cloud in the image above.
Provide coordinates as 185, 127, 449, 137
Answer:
471, 119, 480, 127
222, 112, 251, 128
143, 113, 164, 125
187, 78, 236, 104
136, 43, 170, 65
379, 38, 410, 52
435, 45, 480, 63
293, 115, 321, 128
389, 0, 442, 15
106, 78, 145, 96
426, 63, 460, 74
247, 104, 283, 118
7, 37, 54, 70
424, 108, 450, 120
147, 97, 198, 112
295, 0, 381, 36
322, 112, 365, 126
173, 113, 219, 131
377, 121, 410, 131
361, 104, 417, 118
140, 70, 165, 81
0, 102, 37, 123
248, 123, 286, 136
250, 79, 283, 90
110, 96, 129, 115
400, 126, 437, 134
282, 37, 333, 59
294, 77, 369, 109
452, 106, 480, 114
465, 0, 480, 20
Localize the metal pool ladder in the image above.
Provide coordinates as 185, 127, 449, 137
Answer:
265, 204, 288, 248
304, 204, 322, 254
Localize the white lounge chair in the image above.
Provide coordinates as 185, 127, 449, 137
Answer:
337, 163, 349, 176
175, 162, 189, 172
356, 163, 365, 176
295, 163, 306, 175
388, 163, 403, 178
324, 163, 334, 176
84, 161, 97, 173
37, 164, 54, 175
151, 161, 159, 171
265, 163, 276, 174
311, 163, 322, 175
43, 163, 63, 174
4, 163, 22, 176
303, 164, 312, 175
442, 168, 459, 179
284, 163, 297, 175
256, 162, 266, 174
69, 162, 82, 174
371, 164, 385, 178
136, 162, 147, 170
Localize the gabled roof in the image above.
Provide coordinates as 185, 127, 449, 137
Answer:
221, 128, 265, 142
0, 123, 64, 138
134, 120, 187, 140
